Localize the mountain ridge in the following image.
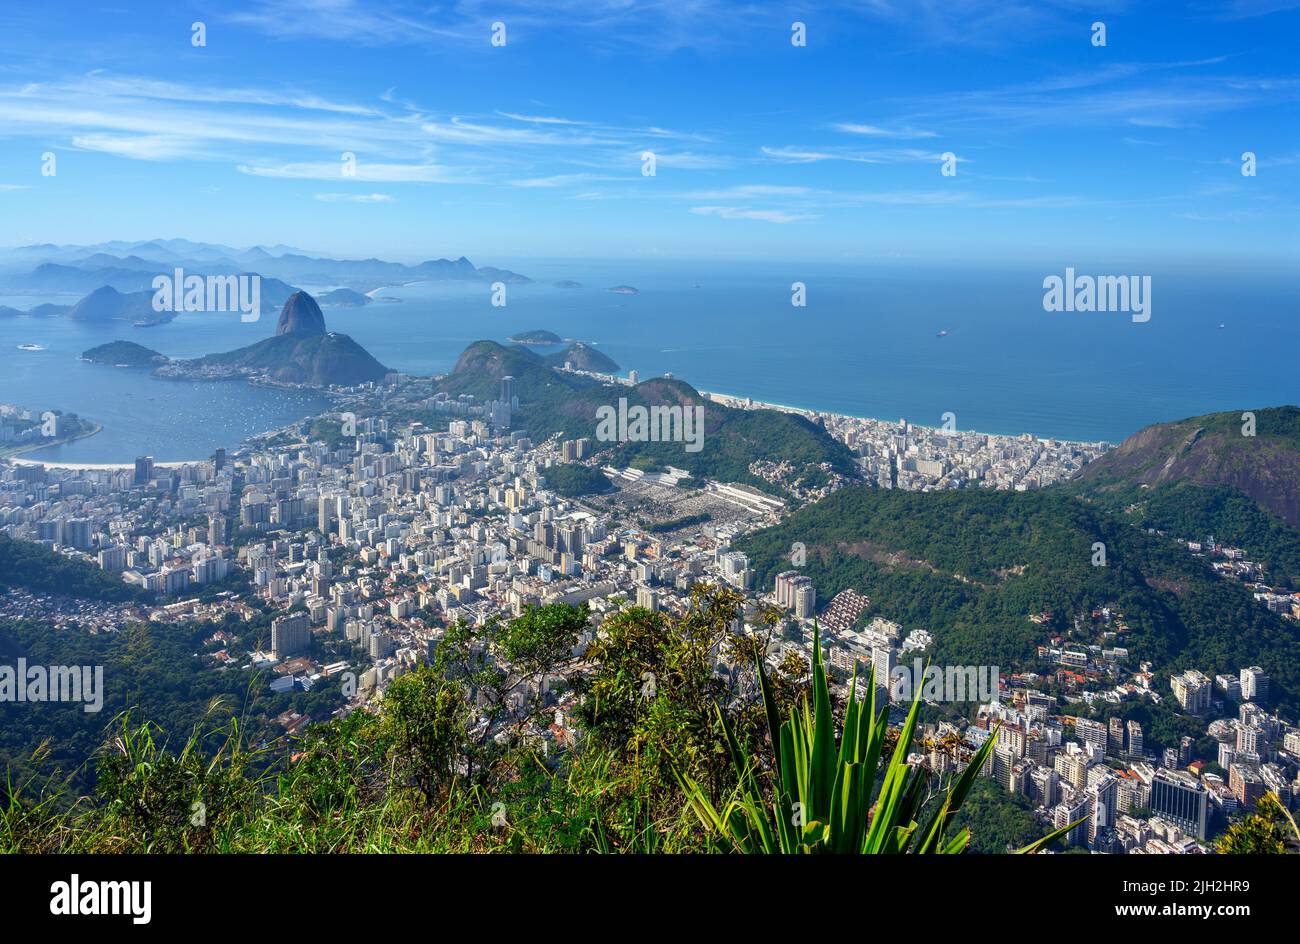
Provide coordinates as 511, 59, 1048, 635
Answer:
441, 339, 855, 496
164, 291, 388, 387
1076, 405, 1300, 528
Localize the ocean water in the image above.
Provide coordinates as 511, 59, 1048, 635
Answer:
0, 259, 1296, 462
0, 298, 331, 463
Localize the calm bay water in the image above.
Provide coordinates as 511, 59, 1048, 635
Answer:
1, 259, 1296, 462
0, 303, 331, 463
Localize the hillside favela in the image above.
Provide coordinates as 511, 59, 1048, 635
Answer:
1, 0, 1298, 910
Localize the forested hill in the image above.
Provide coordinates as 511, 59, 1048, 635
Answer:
0, 533, 146, 603
1070, 405, 1300, 587
1077, 405, 1300, 527
440, 340, 856, 496
735, 486, 1300, 712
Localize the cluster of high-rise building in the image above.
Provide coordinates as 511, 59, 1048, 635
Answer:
1, 453, 235, 596
773, 570, 816, 618
906, 659, 1300, 853
702, 394, 1110, 492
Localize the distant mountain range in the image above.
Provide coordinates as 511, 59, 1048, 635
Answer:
0, 239, 529, 298
7, 264, 301, 310
0, 302, 69, 318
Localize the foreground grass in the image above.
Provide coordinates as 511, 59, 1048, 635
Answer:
1, 709, 665, 854
3, 590, 1074, 855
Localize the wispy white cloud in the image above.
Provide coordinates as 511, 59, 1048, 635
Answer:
1127, 116, 1195, 129
0, 72, 723, 188
497, 111, 590, 126
890, 58, 1288, 132
224, 0, 777, 52
759, 145, 883, 164
226, 0, 470, 45
648, 151, 732, 170
240, 161, 464, 183
315, 192, 395, 203
509, 173, 625, 188
679, 184, 818, 199
72, 133, 195, 160
219, 0, 1123, 54
760, 145, 953, 165
1212, 0, 1300, 20
833, 122, 937, 139
690, 205, 818, 223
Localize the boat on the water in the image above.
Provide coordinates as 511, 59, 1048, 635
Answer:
16, 343, 45, 351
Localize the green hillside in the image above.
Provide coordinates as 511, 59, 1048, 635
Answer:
0, 533, 146, 603
1075, 481, 1300, 588
193, 331, 388, 387
735, 486, 1300, 711
440, 340, 856, 495
543, 341, 620, 373
1078, 405, 1300, 528
81, 340, 168, 367
544, 463, 615, 497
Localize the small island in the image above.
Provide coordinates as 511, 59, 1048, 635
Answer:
553, 280, 582, 289
81, 340, 170, 367
606, 285, 639, 296
318, 288, 372, 308
508, 329, 564, 345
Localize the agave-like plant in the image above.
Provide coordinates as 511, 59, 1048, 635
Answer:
682, 626, 1078, 853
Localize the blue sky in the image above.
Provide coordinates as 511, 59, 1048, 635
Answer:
1, 0, 1298, 264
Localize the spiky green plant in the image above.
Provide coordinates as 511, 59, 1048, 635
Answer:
681, 626, 1078, 853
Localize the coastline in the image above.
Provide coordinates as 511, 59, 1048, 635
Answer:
705, 390, 1112, 447
0, 420, 105, 461
4, 364, 1114, 472
558, 363, 1116, 446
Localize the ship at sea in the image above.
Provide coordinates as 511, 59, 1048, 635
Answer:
16, 343, 45, 351
936, 329, 948, 338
